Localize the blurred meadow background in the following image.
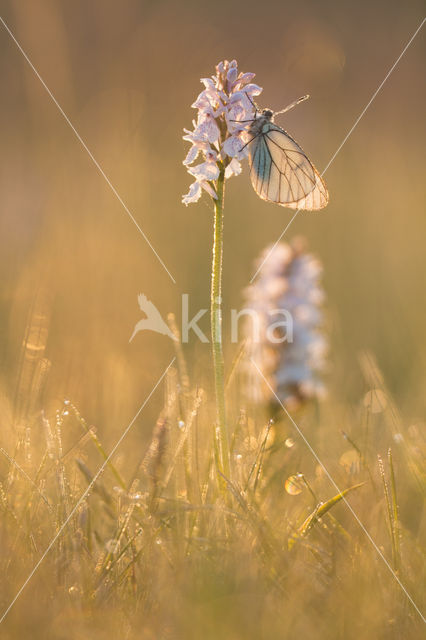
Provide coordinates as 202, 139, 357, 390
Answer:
0, 1, 425, 638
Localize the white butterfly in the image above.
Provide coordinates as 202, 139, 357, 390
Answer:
245, 96, 329, 210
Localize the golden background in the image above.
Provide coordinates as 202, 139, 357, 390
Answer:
1, 0, 425, 442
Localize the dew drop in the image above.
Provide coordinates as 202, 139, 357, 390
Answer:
130, 492, 144, 501
105, 539, 120, 554
285, 473, 304, 495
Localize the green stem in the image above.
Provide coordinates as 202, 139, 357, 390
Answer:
211, 167, 230, 479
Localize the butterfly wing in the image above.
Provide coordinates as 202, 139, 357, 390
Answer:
249, 123, 329, 210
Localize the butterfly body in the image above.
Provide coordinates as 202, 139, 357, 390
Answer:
248, 109, 275, 135
247, 107, 329, 210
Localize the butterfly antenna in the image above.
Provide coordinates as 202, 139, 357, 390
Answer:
230, 91, 259, 124
274, 94, 310, 116
246, 92, 259, 116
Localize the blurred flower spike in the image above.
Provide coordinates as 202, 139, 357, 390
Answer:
244, 238, 328, 410
182, 59, 262, 205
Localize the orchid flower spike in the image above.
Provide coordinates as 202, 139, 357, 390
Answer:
243, 237, 328, 411
182, 59, 262, 205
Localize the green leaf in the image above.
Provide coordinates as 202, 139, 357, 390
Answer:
289, 482, 364, 549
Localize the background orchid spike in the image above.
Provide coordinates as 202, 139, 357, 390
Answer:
243, 237, 328, 411
182, 59, 262, 205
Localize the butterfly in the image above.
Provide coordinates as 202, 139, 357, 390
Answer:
244, 95, 329, 210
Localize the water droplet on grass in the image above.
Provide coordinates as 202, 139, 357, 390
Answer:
285, 473, 304, 495
105, 539, 120, 553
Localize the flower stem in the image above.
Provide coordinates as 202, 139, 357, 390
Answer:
211, 167, 230, 479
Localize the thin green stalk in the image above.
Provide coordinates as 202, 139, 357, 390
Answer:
388, 449, 401, 572
211, 166, 230, 479
378, 454, 398, 570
